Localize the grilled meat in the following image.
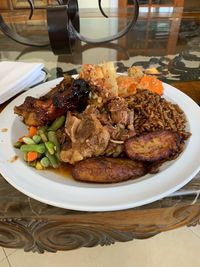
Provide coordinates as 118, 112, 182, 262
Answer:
72, 157, 147, 183
125, 130, 181, 162
14, 77, 90, 126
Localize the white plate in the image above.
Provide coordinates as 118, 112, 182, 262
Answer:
0, 78, 200, 212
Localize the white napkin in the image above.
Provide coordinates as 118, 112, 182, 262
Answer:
0, 61, 46, 104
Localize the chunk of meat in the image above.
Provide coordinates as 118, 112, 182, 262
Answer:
125, 130, 181, 162
64, 112, 82, 143
14, 78, 90, 126
107, 97, 134, 126
72, 157, 147, 183
83, 102, 135, 141
105, 124, 136, 141
60, 113, 110, 164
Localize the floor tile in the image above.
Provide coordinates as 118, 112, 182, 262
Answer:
6, 226, 200, 267
8, 240, 151, 267
188, 224, 200, 239
0, 258, 10, 267
146, 226, 200, 267
3, 248, 17, 257
0, 247, 6, 262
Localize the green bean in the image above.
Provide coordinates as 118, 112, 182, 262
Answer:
39, 126, 48, 132
45, 141, 55, 155
48, 116, 65, 131
38, 129, 48, 142
20, 144, 46, 154
47, 131, 60, 158
45, 151, 59, 168
32, 134, 41, 144
14, 141, 22, 149
22, 137, 35, 145
40, 157, 50, 168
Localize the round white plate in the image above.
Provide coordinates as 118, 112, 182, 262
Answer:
0, 78, 200, 212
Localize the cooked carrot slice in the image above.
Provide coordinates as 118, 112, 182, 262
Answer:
28, 126, 37, 137
137, 75, 163, 95
27, 151, 38, 162
117, 76, 138, 97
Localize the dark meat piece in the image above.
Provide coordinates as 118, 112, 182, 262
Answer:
125, 130, 181, 162
72, 157, 147, 183
107, 97, 134, 126
60, 112, 110, 164
14, 78, 90, 126
105, 124, 136, 141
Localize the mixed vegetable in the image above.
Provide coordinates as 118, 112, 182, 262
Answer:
14, 115, 65, 170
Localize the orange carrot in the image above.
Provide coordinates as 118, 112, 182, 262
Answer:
138, 75, 163, 95
28, 126, 37, 137
27, 151, 38, 162
117, 76, 138, 97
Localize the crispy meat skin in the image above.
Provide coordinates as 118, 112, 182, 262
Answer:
72, 157, 147, 183
125, 130, 181, 162
14, 78, 90, 126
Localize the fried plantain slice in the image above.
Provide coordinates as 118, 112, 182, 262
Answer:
72, 157, 147, 183
125, 130, 181, 162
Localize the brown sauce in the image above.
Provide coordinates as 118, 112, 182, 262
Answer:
9, 155, 18, 163
51, 163, 74, 179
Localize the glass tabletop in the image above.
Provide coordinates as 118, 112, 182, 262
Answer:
0, 8, 199, 84
0, 7, 200, 209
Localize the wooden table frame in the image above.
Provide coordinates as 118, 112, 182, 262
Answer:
0, 174, 200, 253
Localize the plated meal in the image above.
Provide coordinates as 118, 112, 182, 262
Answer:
0, 61, 200, 211
13, 62, 191, 184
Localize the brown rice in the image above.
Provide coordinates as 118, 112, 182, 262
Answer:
127, 89, 190, 140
